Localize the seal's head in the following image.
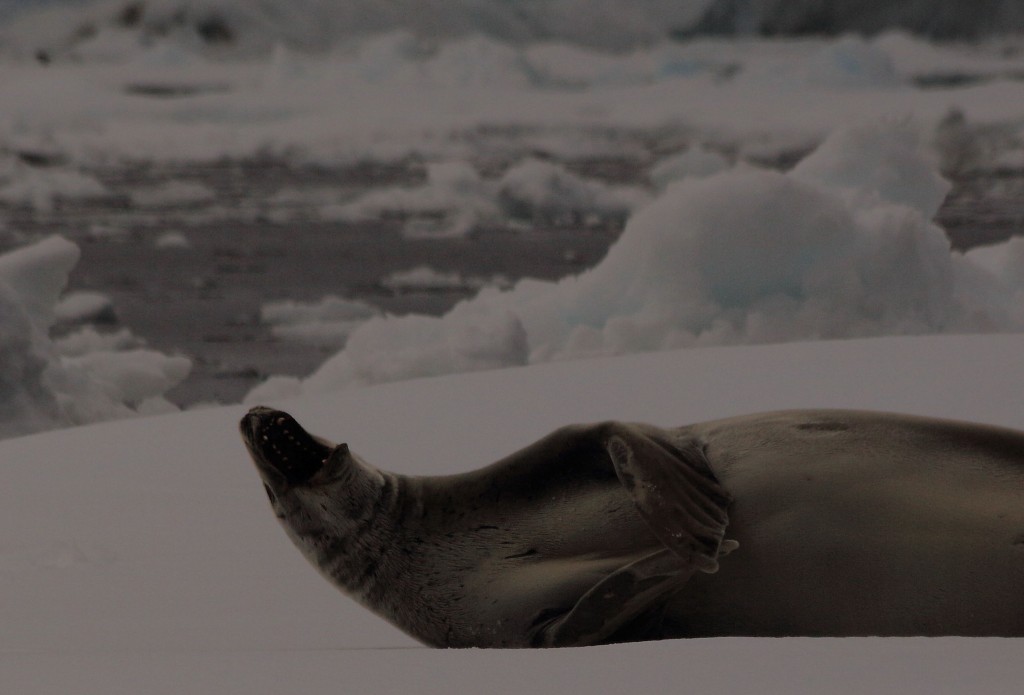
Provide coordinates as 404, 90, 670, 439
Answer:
240, 406, 337, 487
239, 406, 389, 591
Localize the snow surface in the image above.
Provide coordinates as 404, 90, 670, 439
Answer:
4, 333, 1024, 692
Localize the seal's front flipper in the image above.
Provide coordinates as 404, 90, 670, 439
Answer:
605, 424, 735, 572
531, 549, 688, 647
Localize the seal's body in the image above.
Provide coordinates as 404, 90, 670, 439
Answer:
240, 408, 1024, 647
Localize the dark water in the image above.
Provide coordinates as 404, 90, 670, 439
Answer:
2, 155, 1021, 407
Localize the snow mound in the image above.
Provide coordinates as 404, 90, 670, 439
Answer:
0, 235, 191, 438
250, 121, 1023, 398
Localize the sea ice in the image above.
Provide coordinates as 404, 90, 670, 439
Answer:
254, 121, 1023, 398
497, 157, 648, 223
323, 157, 645, 236
0, 158, 109, 212
260, 295, 379, 347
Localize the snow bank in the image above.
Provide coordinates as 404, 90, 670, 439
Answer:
251, 122, 1022, 397
0, 235, 191, 438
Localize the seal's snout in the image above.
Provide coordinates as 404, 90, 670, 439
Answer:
241, 406, 276, 441
241, 406, 331, 485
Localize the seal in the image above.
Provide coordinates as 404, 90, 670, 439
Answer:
240, 407, 1024, 647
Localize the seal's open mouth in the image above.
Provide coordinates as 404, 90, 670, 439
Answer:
241, 406, 332, 485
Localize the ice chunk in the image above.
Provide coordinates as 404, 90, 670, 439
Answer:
792, 122, 950, 216
154, 231, 193, 250
260, 295, 379, 347
649, 145, 731, 190
497, 158, 648, 222
54, 290, 117, 325
0, 236, 192, 438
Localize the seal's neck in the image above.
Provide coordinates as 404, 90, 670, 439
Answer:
282, 450, 404, 599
